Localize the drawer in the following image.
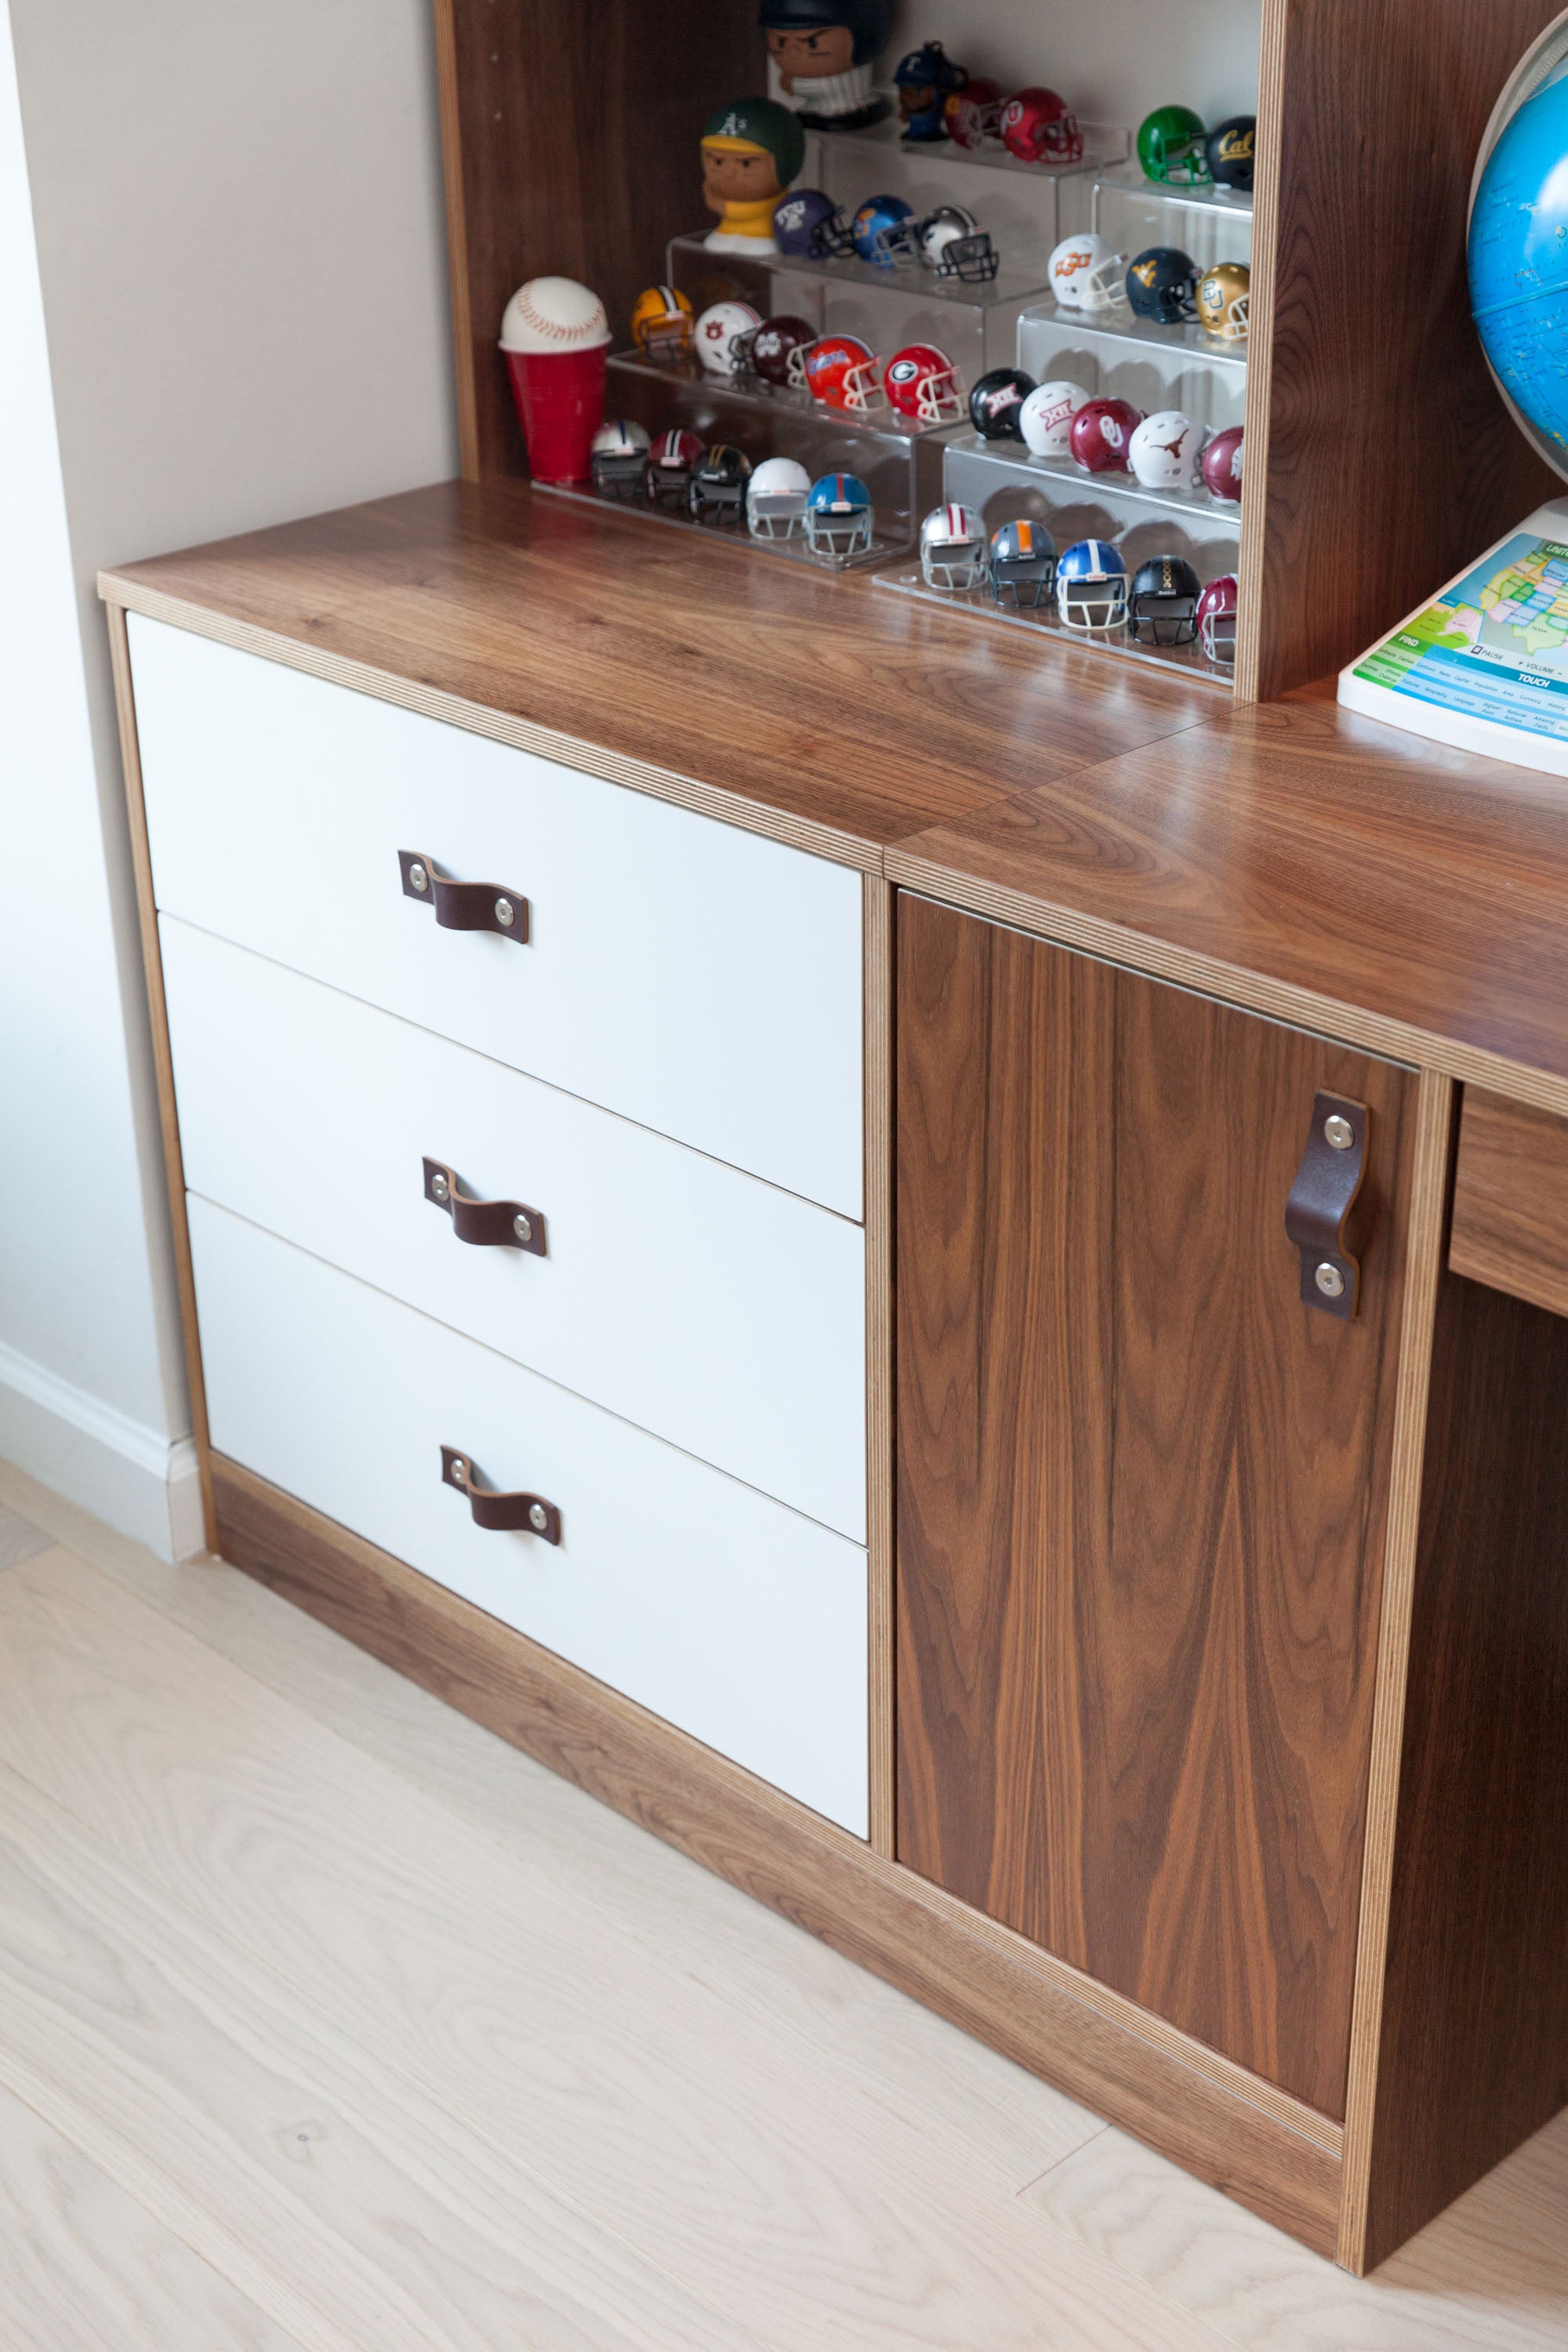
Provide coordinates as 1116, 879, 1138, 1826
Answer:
129, 616, 864, 1218
162, 920, 866, 1538
1450, 1085, 1568, 1319
190, 1199, 869, 1832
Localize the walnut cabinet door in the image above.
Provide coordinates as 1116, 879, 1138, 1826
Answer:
894, 895, 1417, 2118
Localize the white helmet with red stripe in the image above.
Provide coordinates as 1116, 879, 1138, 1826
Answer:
919, 502, 989, 590
883, 342, 964, 423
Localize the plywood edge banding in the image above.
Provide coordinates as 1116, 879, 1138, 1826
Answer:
96, 576, 881, 875
1336, 1069, 1455, 2272
862, 873, 895, 1859
209, 1453, 1343, 2252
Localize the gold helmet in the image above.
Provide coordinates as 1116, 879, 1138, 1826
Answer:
1196, 261, 1250, 343
630, 283, 695, 366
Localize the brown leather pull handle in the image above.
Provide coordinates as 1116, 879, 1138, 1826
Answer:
1284, 1091, 1370, 1321
399, 850, 528, 943
423, 1159, 546, 1255
441, 1446, 561, 1542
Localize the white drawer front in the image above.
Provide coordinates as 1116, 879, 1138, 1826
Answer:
163, 920, 866, 1540
191, 1200, 869, 1834
129, 616, 864, 1218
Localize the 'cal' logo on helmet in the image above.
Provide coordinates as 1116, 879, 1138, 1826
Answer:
1217, 127, 1254, 161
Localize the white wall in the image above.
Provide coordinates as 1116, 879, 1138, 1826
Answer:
885, 0, 1261, 132
0, 0, 456, 1555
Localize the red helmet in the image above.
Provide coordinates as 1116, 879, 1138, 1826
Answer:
749, 314, 816, 389
1000, 86, 1083, 165
644, 427, 704, 508
801, 333, 885, 411
1196, 574, 1240, 664
1200, 424, 1244, 503
883, 342, 964, 423
946, 75, 1003, 150
1069, 397, 1144, 473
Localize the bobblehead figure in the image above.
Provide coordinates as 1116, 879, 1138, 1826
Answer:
760, 0, 891, 131
701, 97, 807, 252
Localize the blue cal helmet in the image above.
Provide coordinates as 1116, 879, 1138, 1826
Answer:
989, 518, 1055, 607
804, 471, 874, 557
851, 193, 915, 267
1056, 539, 1130, 630
772, 187, 855, 260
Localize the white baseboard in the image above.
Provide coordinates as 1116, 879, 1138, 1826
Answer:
0, 1337, 198, 1563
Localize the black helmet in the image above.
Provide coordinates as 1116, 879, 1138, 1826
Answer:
1124, 247, 1200, 325
757, 0, 891, 66
1207, 114, 1257, 192
688, 445, 753, 521
967, 367, 1036, 440
1130, 554, 1203, 646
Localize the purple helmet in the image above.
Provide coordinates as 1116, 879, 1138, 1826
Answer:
772, 187, 855, 261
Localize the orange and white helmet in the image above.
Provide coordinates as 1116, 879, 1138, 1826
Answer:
630, 283, 694, 365
800, 333, 887, 411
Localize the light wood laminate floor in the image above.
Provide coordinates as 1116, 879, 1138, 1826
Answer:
0, 1468, 1563, 2352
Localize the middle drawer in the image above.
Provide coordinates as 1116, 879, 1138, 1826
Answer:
162, 918, 867, 1541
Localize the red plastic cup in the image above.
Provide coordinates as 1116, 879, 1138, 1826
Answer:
503, 343, 608, 485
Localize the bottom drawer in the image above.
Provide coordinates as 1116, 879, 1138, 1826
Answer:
190, 1199, 869, 1833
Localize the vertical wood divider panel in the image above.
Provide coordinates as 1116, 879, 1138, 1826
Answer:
106, 604, 217, 1554
864, 874, 895, 1858
1336, 1067, 1454, 2273
433, 0, 480, 482
1235, 0, 1286, 703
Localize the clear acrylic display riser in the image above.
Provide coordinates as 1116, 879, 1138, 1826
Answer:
803, 117, 1130, 276
873, 566, 1232, 692
665, 230, 1045, 386
532, 477, 908, 575
943, 435, 1240, 580
1091, 167, 1254, 278
1016, 303, 1246, 437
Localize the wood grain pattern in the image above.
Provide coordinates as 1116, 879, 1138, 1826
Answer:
1234, 0, 1286, 704
434, 0, 761, 484
863, 873, 895, 1858
1358, 1269, 1568, 2269
96, 481, 1215, 862
205, 1454, 1343, 2254
106, 602, 216, 1552
1335, 1069, 1454, 2272
1243, 0, 1562, 699
1449, 1085, 1568, 1316
894, 895, 1416, 2118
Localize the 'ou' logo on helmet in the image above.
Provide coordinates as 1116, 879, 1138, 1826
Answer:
1103, 418, 1126, 448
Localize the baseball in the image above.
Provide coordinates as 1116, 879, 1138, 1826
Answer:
499, 276, 610, 354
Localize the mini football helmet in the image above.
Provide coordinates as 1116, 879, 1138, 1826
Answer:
1200, 423, 1244, 503
1125, 246, 1200, 324
884, 342, 964, 423
1048, 232, 1125, 313
1057, 539, 1130, 631
920, 503, 989, 590
590, 419, 652, 498
1130, 554, 1203, 646
688, 443, 751, 523
695, 299, 762, 377
895, 40, 966, 140
989, 519, 1056, 608
801, 332, 886, 410
851, 192, 916, 267
1196, 573, 1240, 665
746, 456, 812, 539
1207, 114, 1257, 192
748, 314, 817, 388
630, 284, 695, 367
644, 426, 703, 510
968, 366, 1035, 440
946, 75, 1003, 151
1019, 379, 1090, 460
771, 187, 855, 261
1000, 86, 1083, 166
1070, 396, 1143, 474
1137, 103, 1210, 187
805, 471, 874, 558
1196, 262, 1250, 341
916, 205, 999, 283
1128, 410, 1204, 489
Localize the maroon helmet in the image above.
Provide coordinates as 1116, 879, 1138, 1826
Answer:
1069, 396, 1144, 474
1196, 573, 1240, 665
748, 314, 817, 388
1200, 424, 1244, 503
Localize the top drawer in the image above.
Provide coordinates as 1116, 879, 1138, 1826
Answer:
128, 616, 865, 1218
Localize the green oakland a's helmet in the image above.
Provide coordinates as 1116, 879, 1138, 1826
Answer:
1137, 103, 1210, 187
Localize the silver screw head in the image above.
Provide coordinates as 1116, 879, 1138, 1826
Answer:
493, 895, 515, 927
1324, 1114, 1355, 1152
1315, 1261, 1346, 1299
408, 860, 429, 893
430, 1171, 450, 1202
448, 1455, 466, 1482
528, 1501, 549, 1533
513, 1211, 533, 1245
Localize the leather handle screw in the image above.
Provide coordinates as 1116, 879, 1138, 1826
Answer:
423, 1159, 546, 1255
441, 1446, 561, 1542
1284, 1091, 1370, 1321
400, 850, 528, 943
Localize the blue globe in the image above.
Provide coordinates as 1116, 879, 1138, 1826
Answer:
1470, 67, 1568, 475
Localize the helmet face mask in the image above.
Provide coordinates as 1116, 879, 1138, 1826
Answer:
640, 318, 694, 367
920, 503, 989, 590
688, 445, 750, 524
1080, 250, 1130, 313
805, 472, 875, 558
921, 214, 1000, 282
746, 458, 812, 539
1057, 541, 1131, 631
839, 354, 886, 410
989, 521, 1056, 608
